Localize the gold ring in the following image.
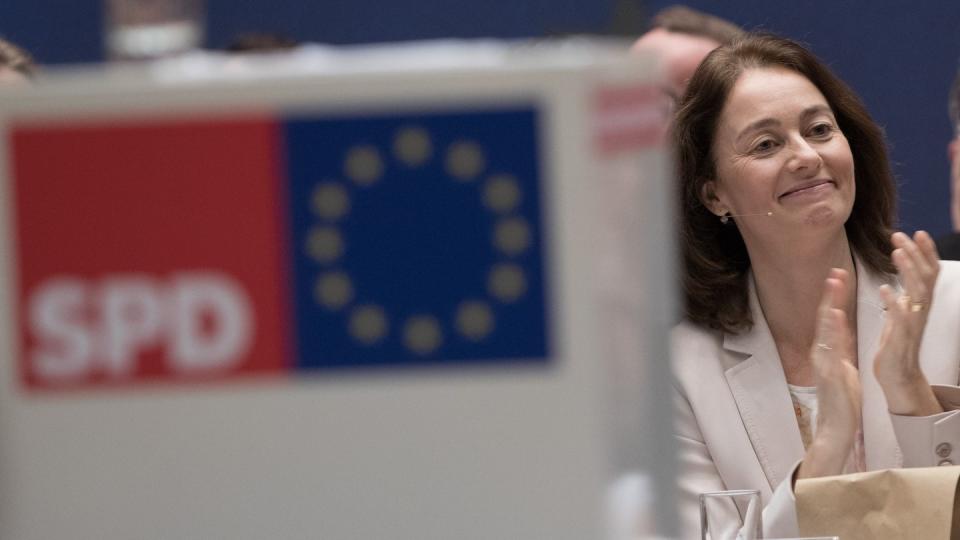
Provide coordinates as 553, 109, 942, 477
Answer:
910, 301, 926, 313
816, 343, 832, 351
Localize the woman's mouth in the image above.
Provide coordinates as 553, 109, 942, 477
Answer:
779, 180, 835, 201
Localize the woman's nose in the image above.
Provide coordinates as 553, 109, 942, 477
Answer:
787, 137, 823, 174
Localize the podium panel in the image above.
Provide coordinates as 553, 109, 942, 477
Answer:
0, 42, 676, 539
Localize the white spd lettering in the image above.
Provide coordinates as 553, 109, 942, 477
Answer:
29, 273, 254, 382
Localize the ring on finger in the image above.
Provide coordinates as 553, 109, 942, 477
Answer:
910, 299, 926, 313
816, 343, 832, 351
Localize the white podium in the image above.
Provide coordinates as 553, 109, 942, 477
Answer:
0, 40, 677, 539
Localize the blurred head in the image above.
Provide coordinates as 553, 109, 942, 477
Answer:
674, 33, 896, 333
225, 33, 299, 54
631, 6, 743, 100
0, 37, 35, 84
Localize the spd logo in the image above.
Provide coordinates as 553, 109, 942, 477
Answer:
10, 107, 548, 391
12, 117, 289, 389
28, 273, 252, 380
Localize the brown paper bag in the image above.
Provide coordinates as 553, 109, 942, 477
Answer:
796, 466, 960, 540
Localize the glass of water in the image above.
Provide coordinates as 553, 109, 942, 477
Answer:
104, 0, 205, 60
699, 489, 762, 540
950, 68, 960, 137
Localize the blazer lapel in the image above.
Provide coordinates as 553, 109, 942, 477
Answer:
855, 261, 903, 470
723, 275, 805, 491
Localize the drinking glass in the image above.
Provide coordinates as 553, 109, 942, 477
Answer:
104, 0, 205, 60
699, 489, 762, 540
949, 68, 960, 137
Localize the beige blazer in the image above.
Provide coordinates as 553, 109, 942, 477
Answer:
671, 260, 960, 538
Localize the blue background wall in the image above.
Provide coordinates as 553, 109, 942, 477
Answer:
2, 1, 959, 235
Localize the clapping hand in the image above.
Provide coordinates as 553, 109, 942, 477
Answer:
874, 231, 944, 416
797, 268, 861, 479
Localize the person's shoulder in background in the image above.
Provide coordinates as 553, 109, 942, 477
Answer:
0, 37, 35, 83
937, 232, 960, 261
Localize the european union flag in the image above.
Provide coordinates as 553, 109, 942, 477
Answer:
285, 107, 549, 369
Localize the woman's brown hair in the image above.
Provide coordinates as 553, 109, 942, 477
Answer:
674, 33, 896, 333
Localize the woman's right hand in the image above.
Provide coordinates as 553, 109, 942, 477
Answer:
797, 268, 861, 480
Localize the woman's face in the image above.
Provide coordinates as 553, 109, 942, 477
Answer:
706, 67, 855, 245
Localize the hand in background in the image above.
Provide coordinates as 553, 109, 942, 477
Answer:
874, 231, 944, 416
798, 268, 861, 479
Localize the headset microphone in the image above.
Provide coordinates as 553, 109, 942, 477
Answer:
720, 211, 773, 224
728, 211, 774, 218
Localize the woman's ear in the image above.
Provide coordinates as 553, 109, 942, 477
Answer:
699, 179, 725, 217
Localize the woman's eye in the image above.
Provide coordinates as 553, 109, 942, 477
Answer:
752, 139, 776, 153
809, 123, 834, 138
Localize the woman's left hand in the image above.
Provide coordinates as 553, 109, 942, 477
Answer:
873, 230, 944, 416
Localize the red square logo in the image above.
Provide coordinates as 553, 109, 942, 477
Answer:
11, 116, 291, 389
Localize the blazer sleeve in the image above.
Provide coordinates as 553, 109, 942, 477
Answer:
889, 385, 960, 467
674, 380, 802, 539
892, 261, 960, 466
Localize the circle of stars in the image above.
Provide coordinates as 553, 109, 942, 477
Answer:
305, 125, 531, 355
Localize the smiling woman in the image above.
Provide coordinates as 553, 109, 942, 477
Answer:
711, 69, 856, 233
669, 33, 960, 538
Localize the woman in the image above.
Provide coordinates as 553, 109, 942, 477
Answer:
672, 33, 960, 538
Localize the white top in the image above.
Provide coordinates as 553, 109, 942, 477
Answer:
788, 384, 818, 449
787, 384, 866, 473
